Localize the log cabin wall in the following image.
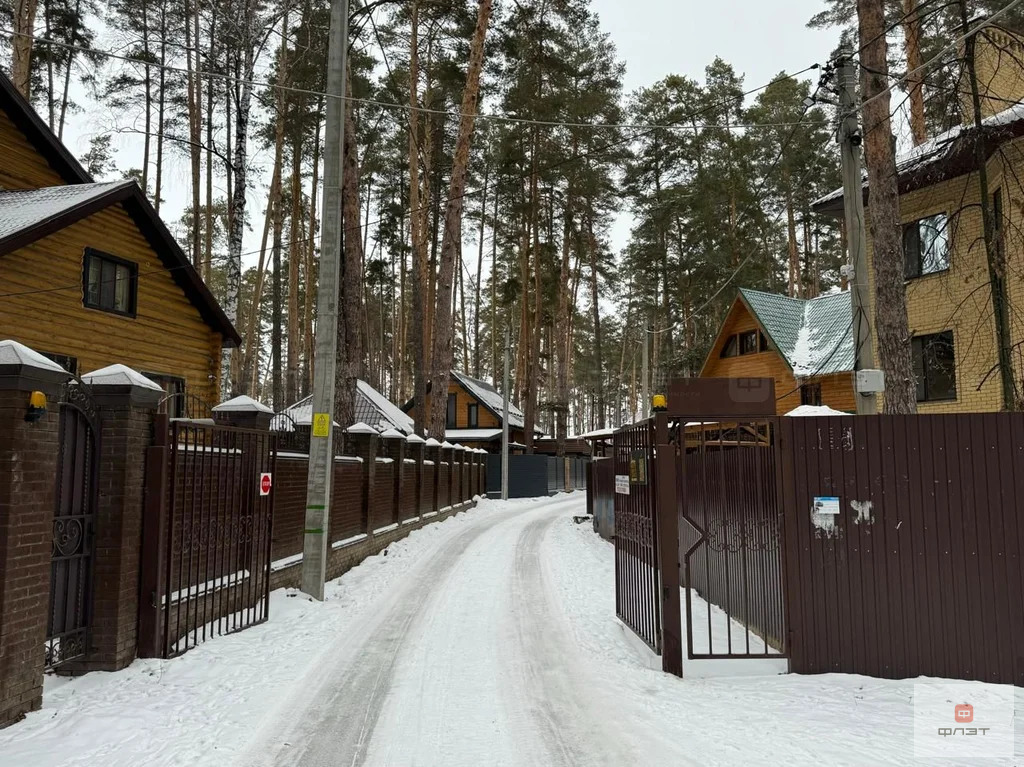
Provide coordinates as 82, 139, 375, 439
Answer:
0, 203, 222, 404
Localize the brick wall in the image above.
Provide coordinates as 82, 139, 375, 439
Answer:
0, 389, 61, 727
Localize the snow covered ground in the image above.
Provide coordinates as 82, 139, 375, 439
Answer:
0, 493, 1019, 766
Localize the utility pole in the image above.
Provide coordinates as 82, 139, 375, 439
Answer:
641, 324, 650, 421
501, 325, 510, 500
300, 0, 349, 600
837, 48, 878, 415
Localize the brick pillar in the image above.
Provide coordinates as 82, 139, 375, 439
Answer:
406, 436, 425, 517
0, 341, 70, 727
67, 365, 164, 673
425, 438, 441, 512
346, 425, 378, 532
380, 430, 405, 523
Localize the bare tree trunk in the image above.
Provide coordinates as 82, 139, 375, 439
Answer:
241, 193, 273, 394
903, 0, 927, 146
204, 0, 216, 282
271, 191, 284, 410
785, 166, 800, 298
473, 164, 488, 379
184, 0, 203, 266
553, 182, 574, 457
427, 0, 493, 438
858, 0, 916, 413
142, 0, 152, 194
303, 98, 322, 395
11, 0, 38, 98
155, 9, 167, 214
588, 207, 605, 429
335, 61, 365, 429
408, 0, 429, 436
57, 0, 81, 139
286, 139, 302, 405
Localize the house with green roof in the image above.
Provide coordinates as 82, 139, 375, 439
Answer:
699, 288, 857, 415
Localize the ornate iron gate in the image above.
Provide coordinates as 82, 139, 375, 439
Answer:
613, 421, 662, 653
678, 418, 786, 659
155, 419, 276, 658
47, 381, 99, 669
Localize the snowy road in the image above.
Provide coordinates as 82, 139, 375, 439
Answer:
1, 493, 1020, 766
242, 496, 633, 767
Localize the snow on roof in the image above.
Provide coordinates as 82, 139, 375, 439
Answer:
451, 371, 526, 429
0, 339, 70, 373
579, 427, 615, 439
0, 181, 134, 242
213, 394, 274, 413
813, 101, 1024, 209
82, 363, 163, 391
786, 404, 849, 416
272, 379, 413, 434
445, 428, 502, 441
740, 288, 854, 377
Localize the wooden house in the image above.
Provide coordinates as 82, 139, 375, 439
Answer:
700, 288, 857, 415
0, 70, 238, 408
813, 20, 1024, 412
402, 371, 540, 451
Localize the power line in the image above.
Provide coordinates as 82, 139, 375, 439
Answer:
0, 27, 826, 133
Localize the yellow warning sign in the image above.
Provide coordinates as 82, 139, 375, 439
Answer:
312, 413, 330, 438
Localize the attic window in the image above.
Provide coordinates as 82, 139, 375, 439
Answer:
903, 213, 949, 278
721, 331, 768, 358
739, 330, 759, 355
83, 249, 137, 316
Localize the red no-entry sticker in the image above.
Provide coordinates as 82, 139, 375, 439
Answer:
260, 473, 272, 496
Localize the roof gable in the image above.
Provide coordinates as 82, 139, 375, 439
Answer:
276, 380, 413, 434
739, 288, 855, 376
451, 371, 526, 430
0, 71, 91, 185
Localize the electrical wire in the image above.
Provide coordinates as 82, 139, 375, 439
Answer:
0, 27, 826, 133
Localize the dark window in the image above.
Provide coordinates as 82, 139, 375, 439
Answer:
83, 249, 137, 316
912, 331, 957, 402
720, 334, 739, 358
145, 373, 186, 418
800, 382, 822, 407
739, 330, 759, 355
39, 351, 77, 376
903, 213, 949, 278
467, 403, 478, 428
446, 393, 457, 429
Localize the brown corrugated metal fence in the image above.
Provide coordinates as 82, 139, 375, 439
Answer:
779, 414, 1024, 685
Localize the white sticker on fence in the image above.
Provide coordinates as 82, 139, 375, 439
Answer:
615, 475, 630, 495
813, 496, 839, 515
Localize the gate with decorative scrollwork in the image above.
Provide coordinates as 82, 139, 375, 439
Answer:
677, 418, 786, 659
47, 380, 99, 669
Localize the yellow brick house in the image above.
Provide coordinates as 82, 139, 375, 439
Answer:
813, 20, 1024, 412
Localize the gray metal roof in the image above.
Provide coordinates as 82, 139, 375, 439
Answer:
0, 181, 131, 241
739, 288, 855, 377
274, 380, 414, 434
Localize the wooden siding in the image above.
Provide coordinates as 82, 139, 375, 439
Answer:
0, 203, 221, 404
701, 299, 856, 415
407, 380, 502, 429
0, 110, 67, 189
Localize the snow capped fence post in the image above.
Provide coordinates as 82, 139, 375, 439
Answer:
345, 423, 378, 536
441, 442, 455, 510
380, 429, 405, 525
425, 438, 442, 513
0, 341, 70, 728
407, 434, 426, 516
77, 365, 163, 673
211, 395, 275, 431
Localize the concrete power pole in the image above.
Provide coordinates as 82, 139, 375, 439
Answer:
501, 326, 510, 501
837, 48, 879, 415
301, 0, 350, 600
641, 325, 650, 421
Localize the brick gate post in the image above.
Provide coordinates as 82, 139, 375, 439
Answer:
0, 341, 70, 727
73, 365, 164, 673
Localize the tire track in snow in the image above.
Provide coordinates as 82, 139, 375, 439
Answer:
506, 511, 633, 767
243, 508, 513, 767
